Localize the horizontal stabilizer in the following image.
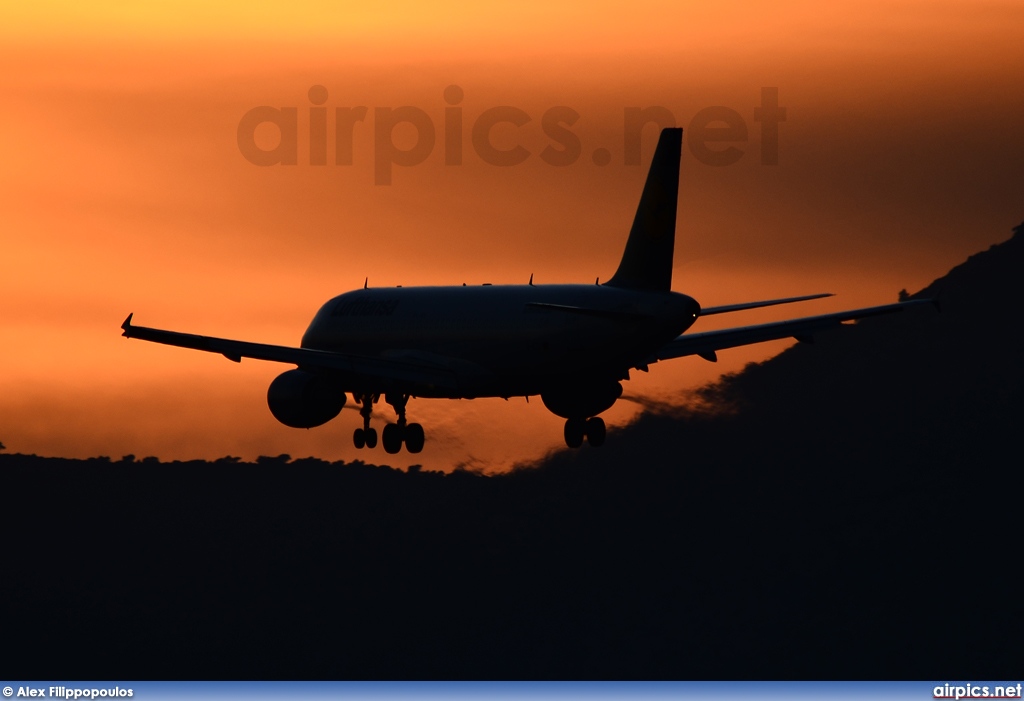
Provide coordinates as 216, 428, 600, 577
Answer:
700, 293, 833, 316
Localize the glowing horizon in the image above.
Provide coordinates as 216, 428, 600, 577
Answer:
2, 0, 1022, 471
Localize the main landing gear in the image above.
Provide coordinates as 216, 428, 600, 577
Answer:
351, 392, 425, 454
563, 416, 606, 449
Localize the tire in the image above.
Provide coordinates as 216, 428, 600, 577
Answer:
353, 428, 365, 449
564, 419, 585, 448
405, 423, 425, 453
365, 427, 378, 449
382, 423, 403, 454
586, 416, 606, 447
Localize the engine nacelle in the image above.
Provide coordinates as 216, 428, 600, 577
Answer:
266, 369, 346, 428
541, 380, 622, 419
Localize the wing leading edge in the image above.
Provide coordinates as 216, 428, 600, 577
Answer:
646, 299, 936, 364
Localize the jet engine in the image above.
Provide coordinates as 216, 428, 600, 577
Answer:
541, 380, 622, 419
266, 369, 346, 428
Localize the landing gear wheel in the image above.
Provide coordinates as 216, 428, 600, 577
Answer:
355, 393, 377, 449
405, 423, 425, 454
564, 418, 585, 448
382, 423, 403, 454
585, 417, 606, 447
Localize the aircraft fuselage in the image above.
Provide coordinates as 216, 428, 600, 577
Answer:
300, 284, 700, 398
119, 127, 929, 452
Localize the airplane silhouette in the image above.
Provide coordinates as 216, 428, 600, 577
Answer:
122, 128, 931, 454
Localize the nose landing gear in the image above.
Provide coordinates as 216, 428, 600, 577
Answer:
352, 393, 378, 449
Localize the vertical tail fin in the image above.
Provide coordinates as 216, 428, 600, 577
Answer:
605, 127, 682, 292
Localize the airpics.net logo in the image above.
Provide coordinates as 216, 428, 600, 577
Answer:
934, 684, 1023, 699
236, 85, 786, 185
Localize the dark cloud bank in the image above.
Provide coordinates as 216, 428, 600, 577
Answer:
3, 224, 1023, 678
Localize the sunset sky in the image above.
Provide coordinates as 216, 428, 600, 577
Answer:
2, 0, 1022, 471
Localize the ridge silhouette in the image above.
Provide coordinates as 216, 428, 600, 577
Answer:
2, 222, 1021, 679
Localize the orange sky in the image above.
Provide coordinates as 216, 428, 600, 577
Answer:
2, 0, 1023, 471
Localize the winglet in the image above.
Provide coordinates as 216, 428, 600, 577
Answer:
121, 313, 134, 337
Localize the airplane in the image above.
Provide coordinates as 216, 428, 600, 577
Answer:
121, 127, 932, 454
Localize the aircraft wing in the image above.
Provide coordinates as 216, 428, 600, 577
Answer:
120, 313, 462, 391
646, 299, 935, 364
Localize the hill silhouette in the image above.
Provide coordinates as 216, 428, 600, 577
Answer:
3, 223, 1022, 679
